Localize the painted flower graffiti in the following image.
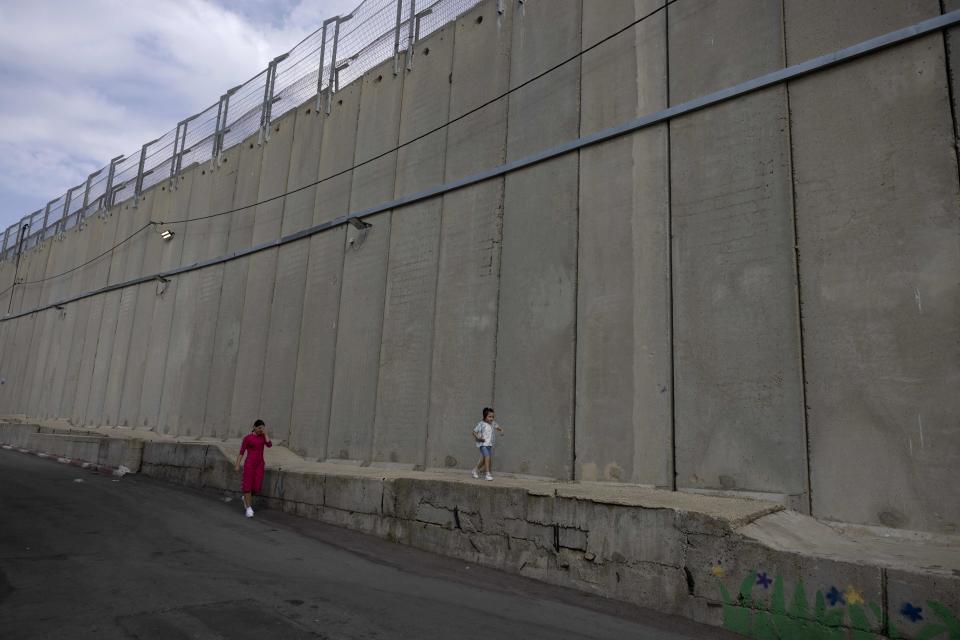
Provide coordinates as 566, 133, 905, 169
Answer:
901, 602, 923, 623
716, 569, 959, 639
826, 585, 845, 607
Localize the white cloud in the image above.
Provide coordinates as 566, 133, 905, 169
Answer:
0, 0, 358, 232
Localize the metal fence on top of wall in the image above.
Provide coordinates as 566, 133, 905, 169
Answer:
0, 0, 485, 262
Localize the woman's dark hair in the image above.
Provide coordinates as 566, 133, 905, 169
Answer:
253, 419, 265, 430
482, 407, 494, 419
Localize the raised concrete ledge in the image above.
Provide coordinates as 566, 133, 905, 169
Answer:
2, 421, 958, 639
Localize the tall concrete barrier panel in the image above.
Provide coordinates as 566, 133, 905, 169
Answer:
373, 24, 456, 466
15, 242, 55, 415
231, 110, 296, 436
494, 0, 581, 480
71, 212, 121, 424
160, 153, 235, 435
231, 111, 297, 439
289, 85, 360, 458
328, 58, 404, 461
119, 174, 187, 427
101, 195, 154, 425
260, 101, 322, 445
56, 229, 92, 418
576, 0, 672, 486
786, 0, 960, 531
48, 224, 93, 419
138, 168, 199, 429
203, 135, 264, 439
426, 0, 513, 472
84, 202, 141, 425
0, 261, 16, 404
38, 225, 83, 418
28, 231, 72, 418
668, 0, 807, 499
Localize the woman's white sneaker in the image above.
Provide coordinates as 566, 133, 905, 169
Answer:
484, 474, 493, 481
245, 507, 254, 518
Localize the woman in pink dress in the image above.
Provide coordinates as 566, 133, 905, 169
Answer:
234, 419, 272, 518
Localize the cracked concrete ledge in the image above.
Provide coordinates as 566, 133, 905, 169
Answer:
2, 420, 958, 639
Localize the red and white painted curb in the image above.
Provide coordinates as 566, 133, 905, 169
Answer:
1, 443, 131, 477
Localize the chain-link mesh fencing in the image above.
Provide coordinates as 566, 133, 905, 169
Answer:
2, 0, 485, 263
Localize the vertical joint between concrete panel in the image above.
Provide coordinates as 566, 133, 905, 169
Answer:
780, 0, 813, 515
665, 0, 677, 492
880, 568, 889, 637
939, 0, 960, 188
571, 0, 585, 481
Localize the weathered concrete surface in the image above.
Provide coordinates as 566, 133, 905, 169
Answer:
4, 422, 957, 640
204, 134, 264, 439
495, 0, 581, 480
70, 212, 121, 425
576, 0, 672, 486
328, 57, 404, 462
230, 110, 295, 436
162, 151, 238, 436
288, 82, 360, 459
260, 101, 322, 444
373, 24, 455, 466
101, 195, 154, 426
785, 0, 960, 533
137, 171, 194, 429
117, 180, 178, 427
83, 204, 133, 426
668, 0, 806, 501
46, 224, 92, 420
426, 0, 512, 473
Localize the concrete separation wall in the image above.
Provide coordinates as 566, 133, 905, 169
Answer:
0, 0, 958, 537
2, 422, 958, 640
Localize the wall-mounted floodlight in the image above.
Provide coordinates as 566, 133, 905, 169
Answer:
159, 228, 174, 241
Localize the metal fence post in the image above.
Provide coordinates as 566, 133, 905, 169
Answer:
42, 199, 55, 239
170, 121, 184, 187
393, 0, 404, 75
326, 14, 353, 114
215, 85, 241, 164
258, 64, 275, 145
134, 137, 159, 205
81, 168, 102, 220
60, 188, 74, 236
103, 155, 124, 213
173, 114, 199, 186
405, 0, 417, 70
316, 17, 337, 112
260, 53, 288, 144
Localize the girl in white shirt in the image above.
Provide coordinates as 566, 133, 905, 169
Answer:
471, 407, 504, 480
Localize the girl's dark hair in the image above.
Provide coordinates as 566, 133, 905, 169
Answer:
253, 419, 265, 429
482, 407, 494, 418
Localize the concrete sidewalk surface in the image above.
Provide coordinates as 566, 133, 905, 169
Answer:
2, 418, 958, 639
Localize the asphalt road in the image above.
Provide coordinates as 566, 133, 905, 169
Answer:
0, 448, 742, 640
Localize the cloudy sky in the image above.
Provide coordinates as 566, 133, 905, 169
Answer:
0, 0, 357, 234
